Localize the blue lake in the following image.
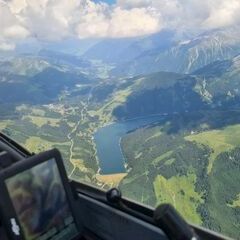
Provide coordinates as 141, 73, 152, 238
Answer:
94, 115, 165, 174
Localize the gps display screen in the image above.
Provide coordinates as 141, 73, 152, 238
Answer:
5, 158, 78, 240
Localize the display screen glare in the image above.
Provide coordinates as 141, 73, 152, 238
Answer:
5, 159, 78, 240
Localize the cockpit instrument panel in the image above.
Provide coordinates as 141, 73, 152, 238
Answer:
0, 149, 81, 240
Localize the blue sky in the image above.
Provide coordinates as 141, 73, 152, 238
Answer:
94, 0, 116, 4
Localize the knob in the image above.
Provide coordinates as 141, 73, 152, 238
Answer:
106, 188, 122, 204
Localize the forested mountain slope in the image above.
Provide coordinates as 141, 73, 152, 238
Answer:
113, 55, 240, 120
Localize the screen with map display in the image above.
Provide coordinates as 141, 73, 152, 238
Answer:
5, 158, 78, 240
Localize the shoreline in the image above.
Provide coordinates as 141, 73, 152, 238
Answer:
96, 173, 127, 187
93, 113, 168, 178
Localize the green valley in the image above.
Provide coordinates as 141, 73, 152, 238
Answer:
1, 51, 240, 239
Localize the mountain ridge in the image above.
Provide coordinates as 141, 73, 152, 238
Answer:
111, 27, 240, 77
112, 55, 240, 120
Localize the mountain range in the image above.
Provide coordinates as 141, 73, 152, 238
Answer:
80, 27, 240, 78
0, 56, 91, 107
0, 25, 240, 239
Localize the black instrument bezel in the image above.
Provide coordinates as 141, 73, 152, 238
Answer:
0, 148, 82, 240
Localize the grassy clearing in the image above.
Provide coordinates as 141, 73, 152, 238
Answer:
185, 124, 240, 174
228, 193, 240, 208
0, 120, 12, 130
96, 173, 127, 187
134, 151, 143, 159
152, 151, 173, 165
164, 158, 175, 165
23, 115, 60, 127
120, 172, 146, 185
154, 173, 203, 225
71, 159, 89, 173
96, 87, 132, 122
31, 108, 46, 116
25, 136, 54, 152
146, 131, 162, 142
24, 136, 69, 153
67, 122, 76, 128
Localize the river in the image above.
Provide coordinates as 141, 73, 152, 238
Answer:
94, 115, 166, 174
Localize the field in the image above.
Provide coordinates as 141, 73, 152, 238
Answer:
0, 121, 13, 131
120, 112, 240, 239
96, 173, 127, 188
185, 124, 240, 173
23, 115, 60, 127
154, 173, 203, 224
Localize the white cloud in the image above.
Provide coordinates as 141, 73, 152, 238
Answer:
0, 42, 15, 51
76, 4, 161, 38
0, 1, 29, 50
202, 0, 240, 29
75, 1, 111, 39
117, 0, 240, 31
1, 0, 240, 50
108, 7, 161, 38
3, 25, 29, 39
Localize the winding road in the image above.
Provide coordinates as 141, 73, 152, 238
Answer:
67, 87, 94, 178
